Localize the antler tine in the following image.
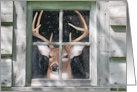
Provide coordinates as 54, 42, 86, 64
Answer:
36, 10, 43, 31
32, 12, 38, 31
32, 10, 54, 49
74, 10, 88, 30
69, 32, 72, 42
49, 33, 54, 49
68, 10, 89, 42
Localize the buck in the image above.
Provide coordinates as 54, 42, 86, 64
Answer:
32, 10, 89, 79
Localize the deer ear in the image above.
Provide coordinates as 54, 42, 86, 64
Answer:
70, 46, 84, 59
37, 45, 50, 57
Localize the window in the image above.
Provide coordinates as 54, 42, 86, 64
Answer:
26, 1, 97, 86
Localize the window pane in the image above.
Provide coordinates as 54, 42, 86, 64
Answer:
33, 11, 59, 42
62, 45, 89, 79
63, 11, 89, 42
32, 45, 59, 79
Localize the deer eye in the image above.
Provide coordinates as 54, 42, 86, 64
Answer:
49, 55, 52, 58
64, 55, 68, 58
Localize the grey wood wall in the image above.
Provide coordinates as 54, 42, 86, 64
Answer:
1, 1, 27, 87
1, 1, 13, 87
109, 1, 126, 88
1, 1, 126, 91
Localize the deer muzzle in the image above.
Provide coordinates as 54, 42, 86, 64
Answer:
50, 62, 59, 72
52, 65, 58, 72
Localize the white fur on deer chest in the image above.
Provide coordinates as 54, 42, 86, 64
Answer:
50, 73, 68, 79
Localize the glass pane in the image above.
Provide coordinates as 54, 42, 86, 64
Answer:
33, 11, 59, 42
62, 45, 89, 79
32, 45, 59, 80
63, 11, 89, 42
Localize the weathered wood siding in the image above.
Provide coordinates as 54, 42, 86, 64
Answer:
1, 1, 13, 87
109, 1, 126, 88
110, 26, 126, 57
90, 2, 97, 86
12, 1, 27, 87
1, 59, 12, 87
4, 87, 111, 91
1, 1, 13, 55
1, 1, 13, 22
1, 1, 27, 87
1, 26, 13, 54
97, 1, 110, 87
110, 58, 126, 88
109, 1, 126, 25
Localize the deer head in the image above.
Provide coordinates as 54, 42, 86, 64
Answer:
32, 10, 89, 79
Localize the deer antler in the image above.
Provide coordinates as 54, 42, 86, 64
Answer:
68, 10, 89, 42
32, 10, 54, 49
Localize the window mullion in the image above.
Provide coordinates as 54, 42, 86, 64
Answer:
33, 42, 60, 45
62, 42, 90, 46
59, 9, 63, 80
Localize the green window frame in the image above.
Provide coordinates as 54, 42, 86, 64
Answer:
26, 1, 97, 87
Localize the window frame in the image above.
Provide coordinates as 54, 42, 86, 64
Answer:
26, 1, 97, 87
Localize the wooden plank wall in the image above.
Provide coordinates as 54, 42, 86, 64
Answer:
109, 1, 126, 88
1, 58, 12, 87
1, 1, 13, 87
1, 1, 13, 23
109, 1, 126, 25
97, 1, 110, 87
12, 1, 27, 87
1, 1, 27, 87
1, 26, 13, 54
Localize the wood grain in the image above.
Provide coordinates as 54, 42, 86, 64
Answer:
110, 26, 126, 57
89, 2, 97, 86
109, 58, 126, 88
12, 1, 27, 86
1, 1, 13, 22
109, 1, 126, 7
1, 87, 110, 91
110, 17, 126, 25
97, 1, 110, 87
1, 58, 12, 87
1, 26, 13, 54
109, 1, 126, 25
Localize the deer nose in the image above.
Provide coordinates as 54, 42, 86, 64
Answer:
52, 65, 58, 72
